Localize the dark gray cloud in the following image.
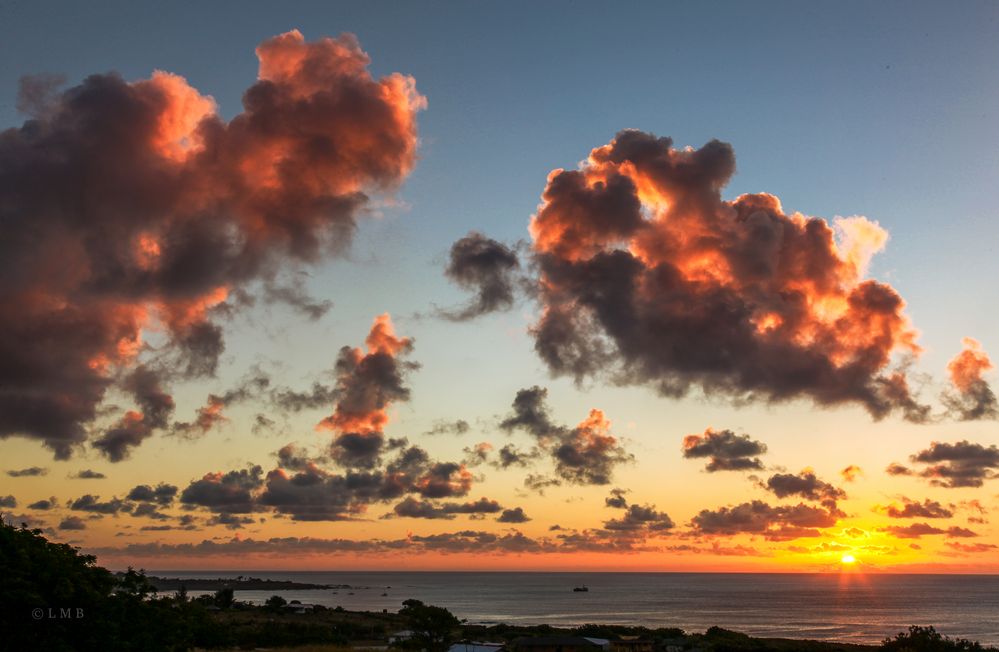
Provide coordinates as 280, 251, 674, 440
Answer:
552, 527, 663, 553
15, 73, 66, 117
271, 382, 337, 413
207, 513, 256, 530
171, 368, 271, 440
126, 483, 178, 506
330, 432, 386, 469
392, 496, 503, 520
184, 444, 474, 523
496, 507, 531, 523
886, 462, 912, 477
7, 467, 48, 477
523, 473, 562, 494
461, 442, 492, 467
881, 497, 954, 519
881, 522, 978, 539
499, 386, 562, 439
252, 413, 277, 435
407, 529, 545, 554
691, 500, 842, 541
605, 488, 629, 509
69, 494, 131, 515
682, 428, 767, 472
439, 232, 521, 321
552, 410, 634, 485
58, 516, 87, 531
70, 469, 106, 479
489, 443, 541, 470
423, 419, 471, 436
413, 462, 474, 499
763, 471, 846, 510
258, 465, 361, 522
91, 530, 550, 557
888, 440, 999, 488
180, 465, 264, 513
500, 386, 632, 486
0, 495, 16, 508
262, 274, 332, 321
275, 443, 327, 472
27, 498, 56, 510
945, 542, 998, 554
132, 503, 170, 521
603, 503, 674, 532
93, 365, 176, 461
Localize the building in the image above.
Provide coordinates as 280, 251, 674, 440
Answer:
390, 630, 415, 644
609, 638, 653, 652
448, 641, 506, 652
511, 636, 605, 652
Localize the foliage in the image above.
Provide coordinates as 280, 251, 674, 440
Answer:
398, 598, 461, 652
572, 623, 685, 639
213, 586, 235, 609
881, 626, 991, 651
266, 594, 289, 611
0, 519, 228, 651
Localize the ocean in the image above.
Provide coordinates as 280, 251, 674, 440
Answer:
156, 571, 999, 646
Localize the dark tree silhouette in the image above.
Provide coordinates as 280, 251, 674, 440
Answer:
398, 598, 461, 652
213, 587, 235, 610
265, 594, 288, 611
881, 626, 987, 651
0, 519, 226, 651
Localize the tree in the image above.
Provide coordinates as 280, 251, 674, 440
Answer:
881, 626, 986, 651
398, 599, 461, 652
214, 586, 235, 610
265, 594, 288, 611
115, 567, 157, 599
0, 520, 212, 651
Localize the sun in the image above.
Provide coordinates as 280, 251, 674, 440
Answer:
841, 554, 857, 565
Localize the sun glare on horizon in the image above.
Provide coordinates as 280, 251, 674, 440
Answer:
841, 554, 857, 565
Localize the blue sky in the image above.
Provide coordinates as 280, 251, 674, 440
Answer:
4, 1, 996, 356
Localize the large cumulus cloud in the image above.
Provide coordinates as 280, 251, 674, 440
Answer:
0, 30, 424, 458
528, 130, 927, 421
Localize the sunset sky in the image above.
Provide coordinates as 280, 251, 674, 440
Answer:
3, 1, 999, 572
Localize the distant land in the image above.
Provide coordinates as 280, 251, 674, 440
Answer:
141, 574, 348, 592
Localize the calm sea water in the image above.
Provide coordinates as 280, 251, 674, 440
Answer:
154, 571, 999, 646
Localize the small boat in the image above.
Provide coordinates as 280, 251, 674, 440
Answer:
572, 585, 589, 592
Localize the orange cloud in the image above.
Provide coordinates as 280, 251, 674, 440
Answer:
943, 338, 997, 420
315, 314, 417, 469
0, 31, 424, 458
529, 130, 926, 421
840, 465, 863, 482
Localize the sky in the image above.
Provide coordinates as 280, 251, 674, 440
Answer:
2, 0, 999, 572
